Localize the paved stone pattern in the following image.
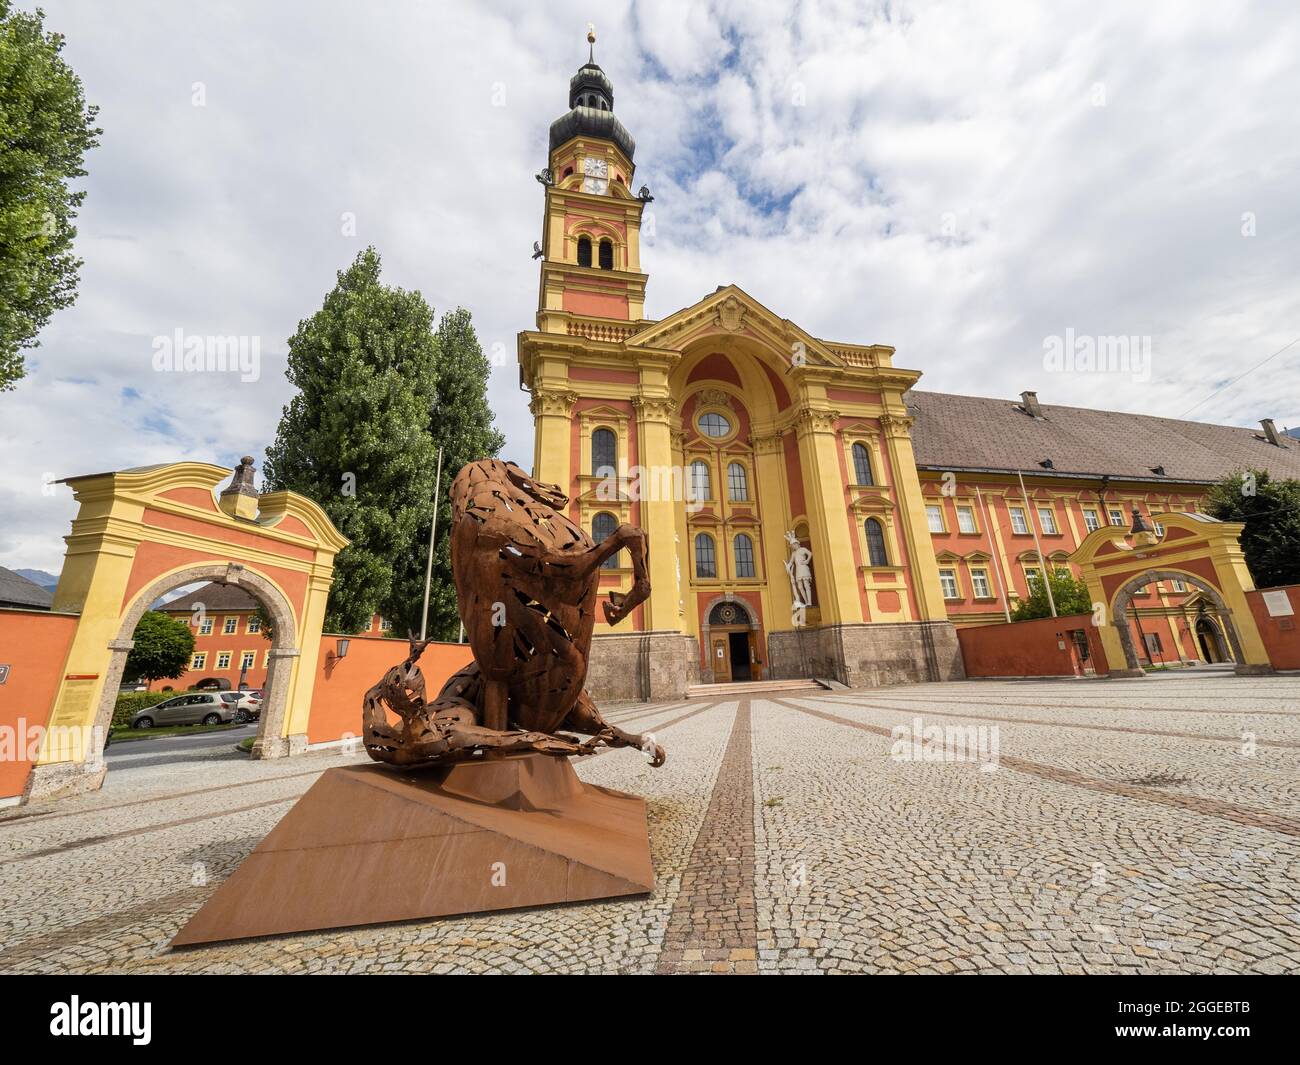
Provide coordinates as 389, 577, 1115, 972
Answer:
2, 675, 1299, 973
656, 704, 756, 973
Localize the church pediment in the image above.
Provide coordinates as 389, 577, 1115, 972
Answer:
625, 284, 844, 367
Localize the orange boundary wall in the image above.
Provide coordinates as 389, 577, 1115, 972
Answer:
307, 635, 473, 744
957, 613, 1110, 678
1246, 585, 1300, 670
0, 610, 81, 800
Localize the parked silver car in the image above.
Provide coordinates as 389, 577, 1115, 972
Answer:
130, 692, 242, 728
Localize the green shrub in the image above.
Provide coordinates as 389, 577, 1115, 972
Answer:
111, 690, 175, 728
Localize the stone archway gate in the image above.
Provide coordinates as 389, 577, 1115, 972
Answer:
1069, 511, 1271, 678
26, 460, 347, 801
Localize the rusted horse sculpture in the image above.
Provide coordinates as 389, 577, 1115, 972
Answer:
363, 459, 666, 768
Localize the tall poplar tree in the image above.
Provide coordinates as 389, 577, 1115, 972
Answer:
387, 307, 505, 639
264, 248, 440, 633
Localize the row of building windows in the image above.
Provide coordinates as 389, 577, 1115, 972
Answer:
590, 527, 760, 580
926, 500, 1169, 538
692, 532, 757, 578
193, 614, 261, 636
590, 430, 877, 495
189, 649, 266, 671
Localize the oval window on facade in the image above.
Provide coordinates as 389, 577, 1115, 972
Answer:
698, 411, 731, 438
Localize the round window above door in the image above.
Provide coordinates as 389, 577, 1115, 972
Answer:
697, 411, 732, 438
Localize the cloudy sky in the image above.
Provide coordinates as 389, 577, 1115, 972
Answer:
4, 0, 1299, 573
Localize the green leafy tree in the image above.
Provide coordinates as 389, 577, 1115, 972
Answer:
263, 248, 440, 633
1011, 571, 1094, 622
0, 1, 100, 390
124, 611, 195, 683
1206, 469, 1300, 587
387, 307, 504, 638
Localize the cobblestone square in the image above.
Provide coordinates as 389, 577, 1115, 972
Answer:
2, 674, 1298, 974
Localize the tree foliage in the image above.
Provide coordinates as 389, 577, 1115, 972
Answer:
125, 611, 195, 683
1206, 469, 1300, 588
264, 248, 441, 633
0, 1, 100, 389
1010, 571, 1094, 622
387, 307, 505, 639
265, 251, 504, 637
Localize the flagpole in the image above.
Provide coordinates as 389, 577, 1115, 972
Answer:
1017, 468, 1057, 617
419, 447, 444, 641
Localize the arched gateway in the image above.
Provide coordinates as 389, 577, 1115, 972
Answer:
25, 459, 347, 801
1070, 511, 1271, 678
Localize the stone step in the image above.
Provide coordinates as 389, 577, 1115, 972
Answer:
686, 678, 828, 698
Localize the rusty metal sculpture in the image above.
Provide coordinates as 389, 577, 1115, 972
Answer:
363, 459, 666, 768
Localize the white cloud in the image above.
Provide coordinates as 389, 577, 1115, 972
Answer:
3, 0, 1299, 572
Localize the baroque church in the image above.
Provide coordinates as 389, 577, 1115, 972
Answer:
517, 41, 1300, 699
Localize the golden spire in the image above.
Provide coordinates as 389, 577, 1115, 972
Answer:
587, 22, 596, 63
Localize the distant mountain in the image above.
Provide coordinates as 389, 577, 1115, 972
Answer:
12, 568, 58, 590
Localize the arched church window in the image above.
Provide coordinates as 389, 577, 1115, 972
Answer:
734, 533, 756, 578
592, 511, 619, 569
727, 462, 748, 501
694, 533, 717, 578
852, 442, 874, 486
865, 518, 889, 567
689, 460, 711, 501
592, 428, 616, 477
599, 239, 614, 269
577, 236, 592, 267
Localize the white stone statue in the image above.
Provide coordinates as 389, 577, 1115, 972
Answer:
784, 530, 814, 608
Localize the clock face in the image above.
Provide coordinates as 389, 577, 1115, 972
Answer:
582, 176, 608, 195
582, 156, 608, 178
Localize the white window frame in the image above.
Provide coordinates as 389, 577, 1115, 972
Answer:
956, 506, 977, 534
1009, 507, 1030, 535
1037, 507, 1059, 535
938, 567, 960, 599
971, 568, 992, 598
926, 505, 946, 533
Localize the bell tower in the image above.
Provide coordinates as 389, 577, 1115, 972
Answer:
535, 28, 650, 329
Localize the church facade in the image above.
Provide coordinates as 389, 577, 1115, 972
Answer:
518, 48, 1300, 698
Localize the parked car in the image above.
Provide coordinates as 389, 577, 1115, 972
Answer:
130, 692, 242, 728
222, 691, 262, 721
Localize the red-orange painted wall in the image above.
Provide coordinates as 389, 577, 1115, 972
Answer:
1246, 585, 1300, 670
957, 613, 1110, 677
307, 636, 473, 744
0, 610, 80, 799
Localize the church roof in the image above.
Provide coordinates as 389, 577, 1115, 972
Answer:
154, 581, 259, 613
907, 390, 1300, 484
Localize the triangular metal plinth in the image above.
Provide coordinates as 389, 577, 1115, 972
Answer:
171, 754, 654, 946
